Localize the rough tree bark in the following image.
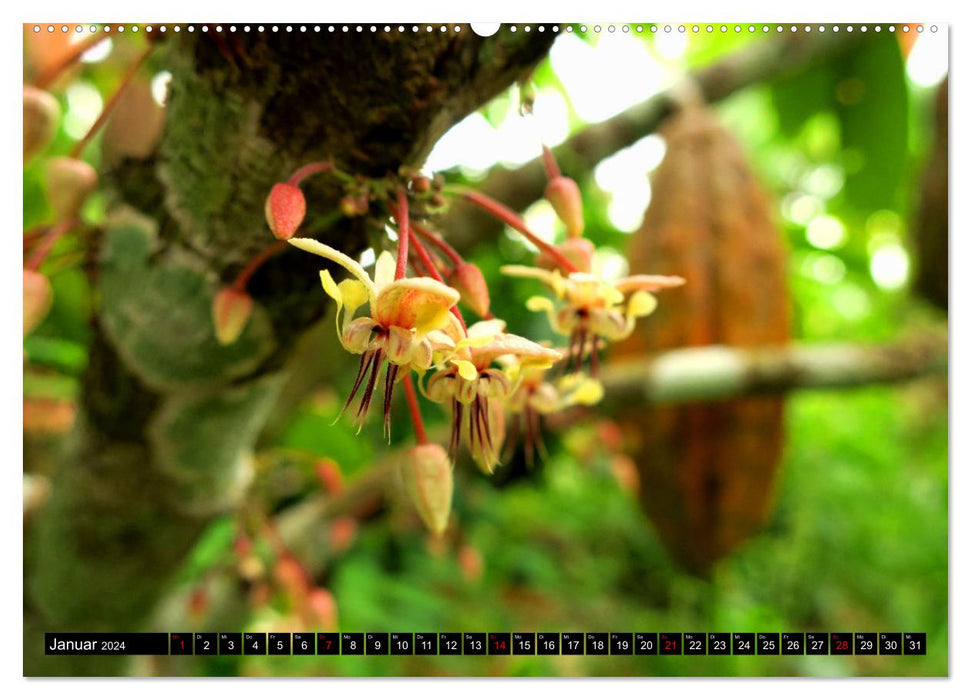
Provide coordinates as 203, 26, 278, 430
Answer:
24, 27, 554, 675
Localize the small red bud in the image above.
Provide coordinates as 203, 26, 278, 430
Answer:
273, 555, 309, 598
429, 192, 446, 209
447, 262, 490, 318
458, 545, 484, 583
212, 287, 253, 345
544, 176, 584, 238
354, 195, 369, 216
307, 588, 338, 630
411, 175, 431, 194
23, 87, 60, 162
328, 517, 358, 553
24, 269, 52, 336
611, 454, 640, 495
339, 195, 358, 218
45, 157, 98, 220
314, 459, 345, 495
188, 587, 210, 620
264, 183, 306, 240
233, 534, 252, 558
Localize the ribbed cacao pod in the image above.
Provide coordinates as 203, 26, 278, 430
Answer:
913, 78, 948, 311
612, 106, 791, 574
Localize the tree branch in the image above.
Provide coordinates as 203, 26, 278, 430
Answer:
442, 31, 864, 249
598, 331, 947, 407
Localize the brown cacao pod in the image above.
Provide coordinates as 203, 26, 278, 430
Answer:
913, 78, 948, 311
612, 106, 791, 574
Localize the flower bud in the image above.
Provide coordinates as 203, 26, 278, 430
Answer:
447, 262, 490, 318
264, 183, 306, 240
273, 554, 309, 598
328, 517, 358, 553
544, 175, 584, 238
458, 545, 484, 583
23, 87, 60, 161
212, 287, 253, 345
23, 269, 52, 336
188, 586, 210, 621
45, 157, 98, 220
315, 459, 345, 495
411, 175, 431, 194
339, 195, 358, 218
401, 444, 453, 536
233, 534, 253, 558
536, 237, 595, 273
307, 588, 338, 630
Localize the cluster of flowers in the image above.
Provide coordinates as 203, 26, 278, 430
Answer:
237, 148, 685, 535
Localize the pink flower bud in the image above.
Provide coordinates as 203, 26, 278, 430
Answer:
188, 587, 210, 621
339, 195, 359, 218
264, 183, 306, 240
402, 444, 453, 536
273, 555, 309, 598
458, 545, 484, 583
328, 517, 358, 553
611, 454, 640, 496
307, 588, 338, 630
212, 287, 253, 345
45, 157, 98, 220
233, 534, 253, 558
23, 269, 52, 336
536, 237, 595, 273
314, 459, 345, 495
544, 175, 584, 238
23, 87, 60, 162
447, 262, 491, 318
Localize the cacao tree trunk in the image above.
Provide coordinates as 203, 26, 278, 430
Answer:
24, 27, 553, 675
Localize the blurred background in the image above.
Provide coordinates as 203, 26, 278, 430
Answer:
23, 24, 948, 676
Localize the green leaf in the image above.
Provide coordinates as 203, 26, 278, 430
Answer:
836, 33, 909, 211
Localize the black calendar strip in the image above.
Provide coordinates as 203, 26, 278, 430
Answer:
45, 632, 927, 656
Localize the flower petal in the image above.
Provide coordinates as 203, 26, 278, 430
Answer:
466, 318, 506, 340
500, 265, 565, 296
386, 325, 416, 365
615, 274, 686, 294
341, 317, 378, 354
454, 360, 479, 382
526, 296, 554, 313
374, 278, 460, 334
338, 279, 370, 323
373, 250, 396, 292
627, 290, 658, 319
471, 333, 564, 369
291, 238, 376, 300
